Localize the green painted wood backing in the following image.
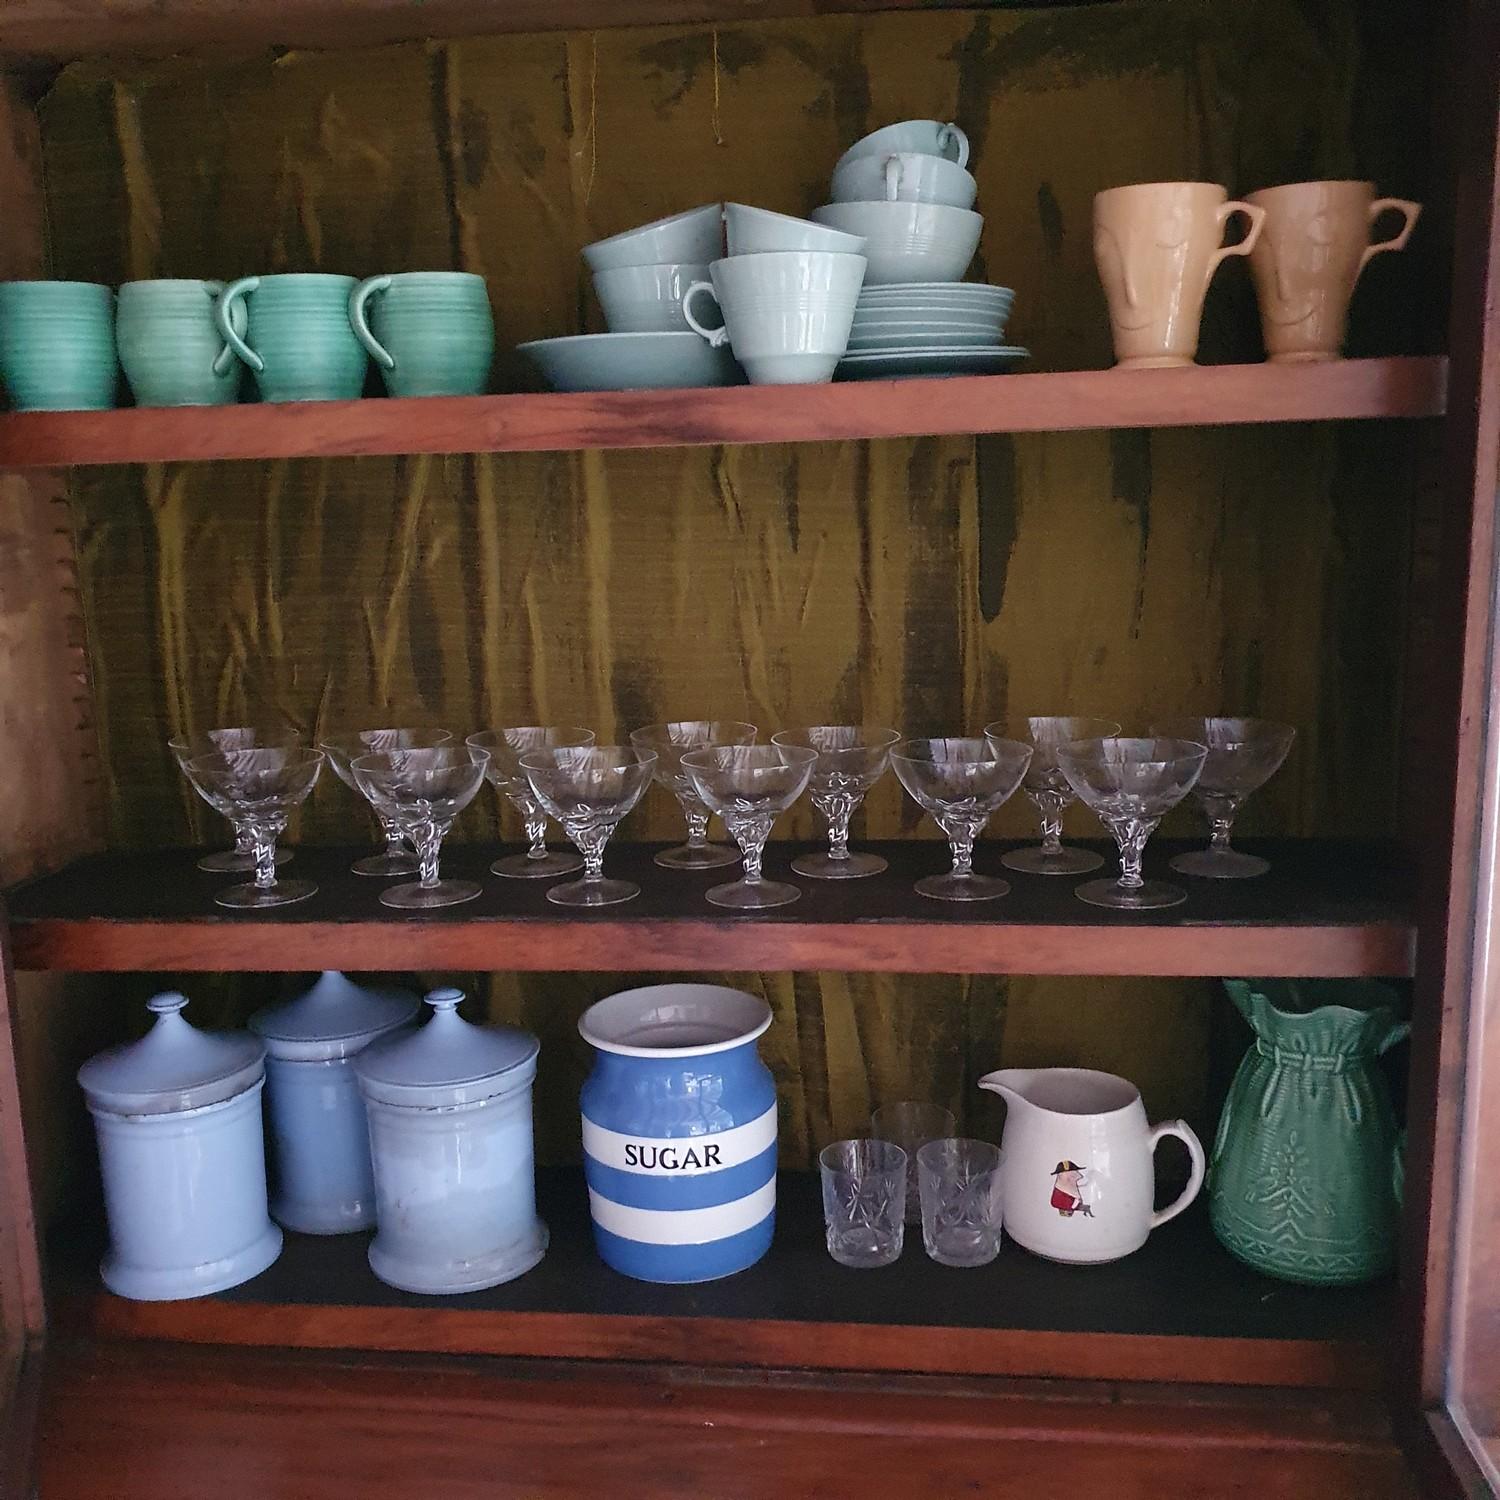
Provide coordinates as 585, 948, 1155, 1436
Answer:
33, 0, 1433, 1163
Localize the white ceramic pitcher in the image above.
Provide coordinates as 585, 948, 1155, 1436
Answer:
978, 1067, 1205, 1264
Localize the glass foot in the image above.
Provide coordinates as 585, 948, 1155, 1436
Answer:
198, 847, 291, 873
791, 850, 888, 879
914, 871, 1009, 902
654, 842, 741, 870
351, 850, 420, 878
1075, 877, 1187, 910
1170, 848, 1270, 880
546, 877, 640, 908
491, 849, 584, 879
214, 878, 317, 910
706, 877, 801, 910
379, 879, 482, 910
1001, 844, 1103, 876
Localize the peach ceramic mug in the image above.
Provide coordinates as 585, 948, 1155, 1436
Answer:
1093, 182, 1266, 368
1246, 180, 1421, 362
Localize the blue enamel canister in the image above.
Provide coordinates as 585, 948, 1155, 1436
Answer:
580, 983, 777, 1283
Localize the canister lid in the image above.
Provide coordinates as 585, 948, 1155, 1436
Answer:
354, 988, 540, 1108
77, 992, 265, 1116
248, 971, 420, 1061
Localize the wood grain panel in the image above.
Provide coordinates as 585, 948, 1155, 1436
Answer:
35, 1341, 1420, 1499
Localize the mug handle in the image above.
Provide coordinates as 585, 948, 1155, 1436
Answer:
1147, 1119, 1207, 1231
1206, 201, 1266, 284
939, 122, 969, 170
883, 156, 902, 202
1358, 198, 1422, 277
201, 281, 245, 379
214, 276, 264, 374
349, 274, 397, 371
681, 281, 730, 347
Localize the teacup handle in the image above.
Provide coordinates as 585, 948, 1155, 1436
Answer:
214, 276, 264, 374
1147, 1119, 1206, 1231
1358, 198, 1422, 276
883, 156, 902, 202
1206, 201, 1266, 284
939, 122, 969, 169
349, 274, 397, 371
681, 281, 730, 348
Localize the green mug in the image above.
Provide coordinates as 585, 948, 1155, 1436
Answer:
214, 273, 367, 402
0, 280, 118, 411
117, 279, 244, 407
349, 272, 495, 397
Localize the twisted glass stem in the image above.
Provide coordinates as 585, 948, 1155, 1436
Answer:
938, 813, 982, 877
1028, 789, 1067, 852
568, 820, 617, 883
250, 816, 286, 889
676, 795, 712, 850
814, 788, 862, 861
1201, 794, 1240, 853
1108, 818, 1156, 888
728, 812, 775, 883
378, 815, 407, 860
410, 815, 446, 889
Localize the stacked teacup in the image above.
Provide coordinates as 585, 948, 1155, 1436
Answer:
678, 204, 869, 384
810, 121, 1025, 377
520, 205, 746, 391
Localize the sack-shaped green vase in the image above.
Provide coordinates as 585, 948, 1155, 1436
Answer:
1209, 978, 1409, 1286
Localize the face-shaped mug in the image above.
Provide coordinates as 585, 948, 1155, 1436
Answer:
1246, 181, 1421, 362
1093, 182, 1265, 368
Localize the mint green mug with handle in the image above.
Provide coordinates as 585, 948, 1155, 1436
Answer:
118, 279, 244, 407
215, 273, 367, 402
0, 280, 118, 410
349, 272, 495, 397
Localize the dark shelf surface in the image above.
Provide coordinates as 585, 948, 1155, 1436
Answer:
7, 837, 1414, 976
57, 1166, 1392, 1390
0, 359, 1449, 468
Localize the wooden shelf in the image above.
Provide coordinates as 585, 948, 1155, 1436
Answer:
54, 1167, 1392, 1391
6, 838, 1414, 977
0, 359, 1447, 469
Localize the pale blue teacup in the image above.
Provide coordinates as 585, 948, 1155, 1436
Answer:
0, 280, 118, 411
215, 273, 367, 402
349, 272, 494, 397
117, 279, 245, 407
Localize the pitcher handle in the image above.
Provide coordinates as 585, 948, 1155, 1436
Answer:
1358, 198, 1422, 277
1148, 1119, 1206, 1231
1205, 201, 1266, 285
349, 274, 397, 371
214, 276, 264, 374
681, 281, 730, 347
939, 122, 969, 170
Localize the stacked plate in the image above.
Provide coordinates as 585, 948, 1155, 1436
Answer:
838, 282, 1029, 379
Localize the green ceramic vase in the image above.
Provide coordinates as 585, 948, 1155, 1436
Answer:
1209, 978, 1409, 1286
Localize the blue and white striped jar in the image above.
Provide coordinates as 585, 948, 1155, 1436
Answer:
580, 983, 777, 1284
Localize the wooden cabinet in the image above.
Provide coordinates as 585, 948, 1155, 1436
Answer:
0, 0, 1495, 1493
